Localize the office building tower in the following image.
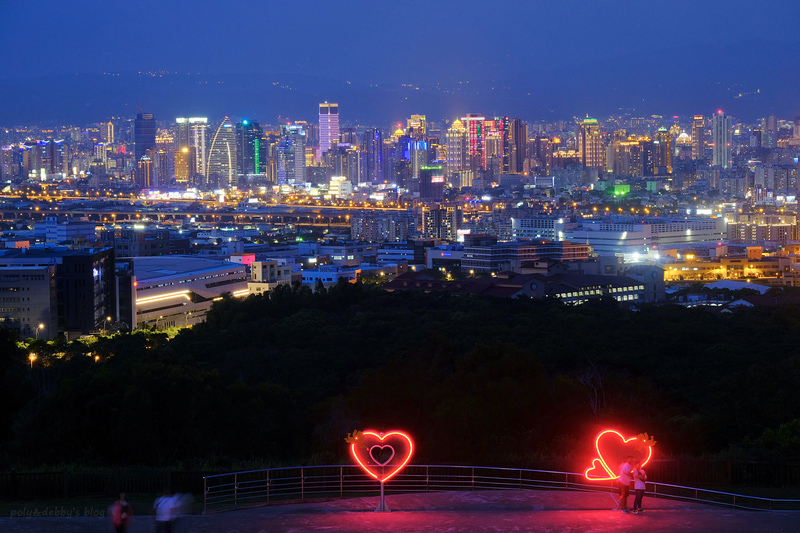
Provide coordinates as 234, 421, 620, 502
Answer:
691, 115, 705, 161
137, 153, 153, 188
461, 114, 485, 171
407, 114, 427, 137
277, 124, 306, 184
578, 118, 604, 169
236, 119, 264, 175
762, 114, 778, 149
653, 127, 672, 174
103, 121, 114, 144
363, 128, 383, 183
175, 117, 208, 177
319, 102, 339, 158
507, 118, 526, 174
419, 165, 445, 202
340, 127, 358, 146
445, 119, 468, 181
422, 205, 462, 241
175, 146, 196, 184
134, 112, 156, 162
207, 117, 238, 188
712, 110, 732, 168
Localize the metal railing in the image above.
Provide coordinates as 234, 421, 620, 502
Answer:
203, 464, 800, 514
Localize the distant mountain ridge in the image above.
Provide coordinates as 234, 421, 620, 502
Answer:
1, 39, 797, 126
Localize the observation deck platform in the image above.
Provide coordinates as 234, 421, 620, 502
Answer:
1, 489, 798, 532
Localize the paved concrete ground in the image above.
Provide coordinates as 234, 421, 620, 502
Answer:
1, 490, 798, 532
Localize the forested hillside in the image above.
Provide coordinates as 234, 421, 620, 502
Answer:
2, 281, 799, 469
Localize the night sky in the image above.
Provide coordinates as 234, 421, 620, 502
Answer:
2, 1, 799, 124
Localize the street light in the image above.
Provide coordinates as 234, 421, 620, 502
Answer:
184, 311, 192, 327
156, 315, 163, 330
36, 323, 44, 340
103, 316, 112, 336
29, 353, 36, 368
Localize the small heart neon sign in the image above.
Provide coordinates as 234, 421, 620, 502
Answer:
584, 429, 654, 481
350, 430, 413, 482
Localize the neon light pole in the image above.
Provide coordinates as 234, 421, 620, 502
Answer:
348, 430, 414, 512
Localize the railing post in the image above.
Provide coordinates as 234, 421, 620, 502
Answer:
472, 468, 475, 490
426, 466, 429, 492
565, 472, 569, 490
340, 466, 343, 498
234, 473, 238, 508
203, 477, 207, 515
519, 470, 522, 489
267, 469, 270, 503
301, 468, 304, 500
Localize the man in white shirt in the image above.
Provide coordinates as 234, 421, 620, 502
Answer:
616, 455, 635, 513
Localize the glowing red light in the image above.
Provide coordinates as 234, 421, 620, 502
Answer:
350, 430, 414, 482
584, 429, 653, 481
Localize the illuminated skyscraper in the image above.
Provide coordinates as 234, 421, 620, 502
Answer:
653, 127, 672, 174
363, 128, 383, 183
578, 118, 604, 169
134, 112, 156, 162
445, 119, 468, 185
207, 117, 238, 188
319, 102, 339, 158
507, 118, 526, 174
137, 153, 153, 188
175, 146, 196, 184
175, 117, 208, 177
102, 121, 114, 144
277, 124, 306, 184
236, 119, 264, 175
407, 114, 427, 137
712, 110, 732, 168
691, 115, 705, 161
461, 114, 485, 171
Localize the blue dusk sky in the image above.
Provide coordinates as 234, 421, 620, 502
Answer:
1, 0, 799, 124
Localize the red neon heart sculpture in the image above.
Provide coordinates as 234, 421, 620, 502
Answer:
351, 430, 414, 482
584, 429, 653, 481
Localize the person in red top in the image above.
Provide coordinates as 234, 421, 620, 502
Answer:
111, 492, 133, 533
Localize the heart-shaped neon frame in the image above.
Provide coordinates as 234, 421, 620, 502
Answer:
584, 429, 653, 481
350, 430, 413, 483
369, 445, 395, 466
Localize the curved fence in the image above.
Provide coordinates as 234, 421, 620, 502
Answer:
203, 465, 800, 514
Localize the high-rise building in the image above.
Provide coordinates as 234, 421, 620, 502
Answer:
407, 114, 427, 137
691, 115, 705, 161
422, 205, 462, 241
175, 117, 208, 177
236, 119, 264, 175
102, 121, 114, 144
507, 118, 526, 174
175, 146, 196, 184
445, 119, 468, 184
762, 114, 778, 149
277, 124, 306, 184
578, 118, 604, 169
653, 127, 672, 174
207, 117, 238, 188
137, 153, 153, 188
134, 112, 156, 162
318, 102, 339, 158
712, 110, 732, 168
461, 114, 485, 171
363, 128, 383, 183
419, 165, 445, 202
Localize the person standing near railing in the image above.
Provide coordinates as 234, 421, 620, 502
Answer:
632, 460, 647, 514
616, 456, 635, 513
